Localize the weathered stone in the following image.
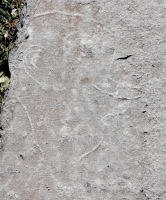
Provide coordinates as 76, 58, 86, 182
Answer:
0, 0, 166, 199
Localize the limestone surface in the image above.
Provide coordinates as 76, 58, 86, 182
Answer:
0, 0, 166, 199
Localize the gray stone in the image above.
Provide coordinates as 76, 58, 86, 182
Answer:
0, 0, 166, 199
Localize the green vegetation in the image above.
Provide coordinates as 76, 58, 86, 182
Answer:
0, 0, 25, 107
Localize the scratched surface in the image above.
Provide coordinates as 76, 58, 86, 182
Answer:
0, 0, 166, 199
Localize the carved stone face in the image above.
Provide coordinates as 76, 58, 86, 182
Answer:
3, 2, 143, 198
18, 10, 141, 189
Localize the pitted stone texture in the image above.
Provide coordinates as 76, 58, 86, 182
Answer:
0, 0, 166, 199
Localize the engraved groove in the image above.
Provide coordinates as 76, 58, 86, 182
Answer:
17, 97, 44, 159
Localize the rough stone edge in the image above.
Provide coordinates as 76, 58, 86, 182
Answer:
0, 0, 34, 150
